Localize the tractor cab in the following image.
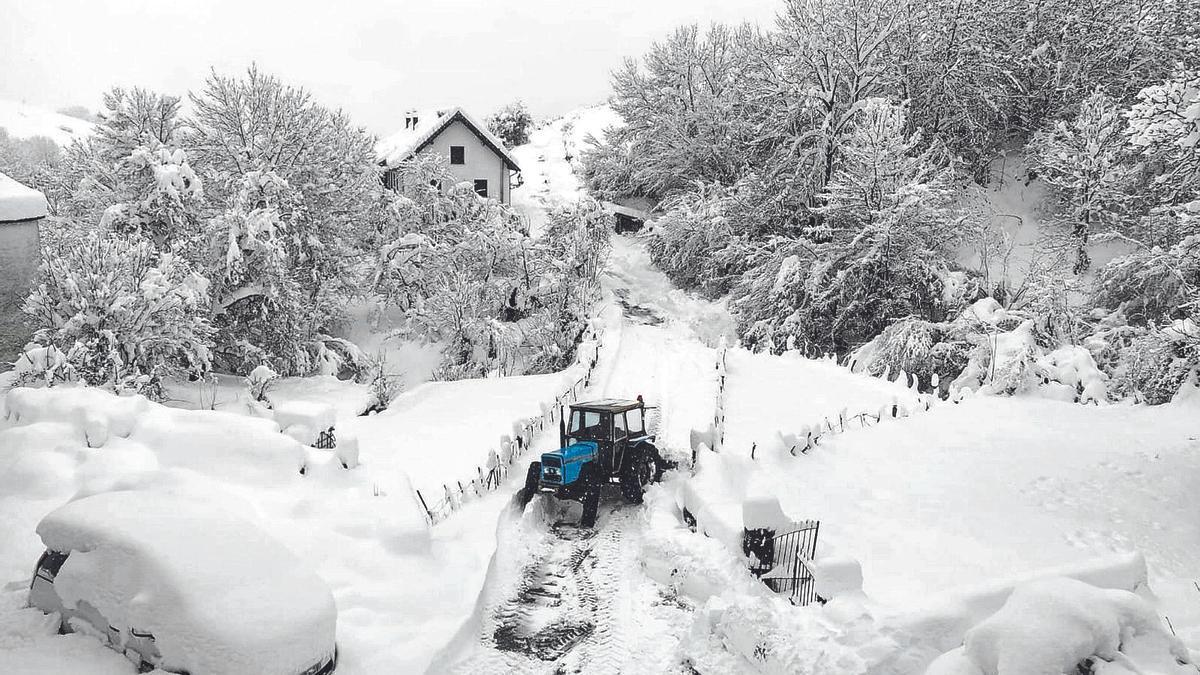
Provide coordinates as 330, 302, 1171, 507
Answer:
559, 398, 651, 475
521, 396, 663, 527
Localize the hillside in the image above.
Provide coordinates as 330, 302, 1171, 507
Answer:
0, 99, 94, 145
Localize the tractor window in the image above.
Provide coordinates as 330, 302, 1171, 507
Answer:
613, 413, 627, 438
626, 408, 644, 435
569, 410, 602, 437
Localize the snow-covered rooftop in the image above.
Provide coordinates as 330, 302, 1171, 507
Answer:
375, 107, 520, 171
0, 172, 48, 222
37, 490, 337, 675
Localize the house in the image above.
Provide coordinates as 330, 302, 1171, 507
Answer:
0, 172, 47, 367
377, 108, 521, 204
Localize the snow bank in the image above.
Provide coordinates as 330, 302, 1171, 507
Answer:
0, 172, 48, 221
926, 577, 1191, 675
37, 490, 337, 675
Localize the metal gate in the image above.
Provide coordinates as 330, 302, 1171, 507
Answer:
744, 520, 820, 606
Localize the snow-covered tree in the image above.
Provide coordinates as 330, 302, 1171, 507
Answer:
1029, 91, 1135, 274
594, 23, 769, 201
774, 0, 906, 196
46, 88, 192, 236
188, 66, 381, 374
21, 233, 213, 398
734, 100, 966, 353
1126, 70, 1200, 208
486, 100, 534, 148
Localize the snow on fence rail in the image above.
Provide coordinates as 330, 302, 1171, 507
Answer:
414, 323, 606, 525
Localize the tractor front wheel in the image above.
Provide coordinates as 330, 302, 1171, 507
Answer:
519, 461, 541, 508
579, 465, 601, 528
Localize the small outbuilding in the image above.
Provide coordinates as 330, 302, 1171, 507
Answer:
0, 172, 46, 366
602, 201, 649, 234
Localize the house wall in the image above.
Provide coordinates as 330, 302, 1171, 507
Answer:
0, 217, 41, 367
414, 120, 511, 203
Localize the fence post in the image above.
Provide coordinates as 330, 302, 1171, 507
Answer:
415, 489, 434, 524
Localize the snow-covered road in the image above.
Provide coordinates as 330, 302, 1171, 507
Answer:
431, 236, 731, 673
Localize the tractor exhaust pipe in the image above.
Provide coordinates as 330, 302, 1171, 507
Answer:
559, 407, 566, 448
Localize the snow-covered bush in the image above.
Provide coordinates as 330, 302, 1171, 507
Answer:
850, 317, 973, 393
647, 181, 762, 297
21, 233, 213, 398
372, 158, 608, 378
485, 100, 533, 149
1113, 328, 1200, 405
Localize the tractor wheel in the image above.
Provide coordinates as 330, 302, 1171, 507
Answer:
620, 449, 652, 504
579, 465, 601, 528
519, 461, 541, 508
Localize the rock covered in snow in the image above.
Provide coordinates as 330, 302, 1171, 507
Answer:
35, 490, 337, 675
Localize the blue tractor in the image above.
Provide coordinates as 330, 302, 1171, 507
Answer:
520, 397, 664, 527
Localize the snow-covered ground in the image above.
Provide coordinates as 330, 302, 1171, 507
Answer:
0, 99, 94, 145
2, 100, 1198, 675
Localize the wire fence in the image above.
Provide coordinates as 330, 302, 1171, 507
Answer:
412, 323, 606, 525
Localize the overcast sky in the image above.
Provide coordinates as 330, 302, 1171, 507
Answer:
1, 0, 780, 135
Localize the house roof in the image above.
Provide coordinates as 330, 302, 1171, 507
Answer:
0, 172, 48, 222
376, 107, 520, 172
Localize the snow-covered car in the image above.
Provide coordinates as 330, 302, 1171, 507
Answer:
28, 490, 338, 675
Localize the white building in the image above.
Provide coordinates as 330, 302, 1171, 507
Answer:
377, 108, 521, 204
0, 172, 47, 365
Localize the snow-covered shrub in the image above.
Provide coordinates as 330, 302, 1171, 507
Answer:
647, 181, 760, 297
849, 317, 973, 393
485, 100, 533, 148
372, 158, 608, 378
1095, 234, 1199, 326
245, 364, 279, 404
21, 233, 213, 398
1114, 328, 1200, 404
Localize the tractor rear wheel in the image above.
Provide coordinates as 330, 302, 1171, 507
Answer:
519, 461, 541, 508
620, 449, 653, 504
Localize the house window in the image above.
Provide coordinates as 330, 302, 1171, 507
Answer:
450, 146, 465, 165
474, 179, 489, 197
